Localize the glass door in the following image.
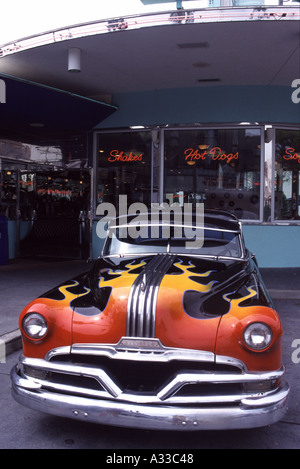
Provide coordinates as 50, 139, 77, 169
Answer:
19, 169, 92, 259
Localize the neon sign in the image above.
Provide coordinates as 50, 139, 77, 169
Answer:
184, 147, 239, 164
108, 150, 143, 162
283, 147, 300, 163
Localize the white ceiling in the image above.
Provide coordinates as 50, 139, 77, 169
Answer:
0, 8, 299, 101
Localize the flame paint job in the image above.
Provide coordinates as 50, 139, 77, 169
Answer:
19, 250, 283, 371
72, 260, 147, 344
155, 260, 220, 352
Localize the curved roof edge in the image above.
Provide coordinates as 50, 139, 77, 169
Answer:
1, 6, 299, 57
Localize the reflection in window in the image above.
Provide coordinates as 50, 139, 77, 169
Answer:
164, 128, 261, 220
0, 167, 91, 221
96, 131, 152, 211
0, 169, 19, 219
275, 129, 300, 220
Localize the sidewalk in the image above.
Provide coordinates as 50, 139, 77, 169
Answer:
0, 258, 88, 354
0, 259, 299, 355
260, 267, 300, 300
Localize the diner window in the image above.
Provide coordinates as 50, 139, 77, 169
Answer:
274, 129, 300, 221
96, 131, 152, 213
163, 128, 262, 220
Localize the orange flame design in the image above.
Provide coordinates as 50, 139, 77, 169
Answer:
97, 260, 147, 290
168, 260, 218, 293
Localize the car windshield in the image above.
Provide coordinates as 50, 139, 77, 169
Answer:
102, 223, 242, 259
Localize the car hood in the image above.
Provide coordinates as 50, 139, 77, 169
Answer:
56, 253, 259, 352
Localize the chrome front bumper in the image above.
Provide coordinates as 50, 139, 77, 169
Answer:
11, 350, 290, 431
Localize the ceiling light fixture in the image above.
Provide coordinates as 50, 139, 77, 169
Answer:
68, 47, 81, 73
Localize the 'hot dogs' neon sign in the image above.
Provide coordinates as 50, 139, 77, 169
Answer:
184, 147, 239, 164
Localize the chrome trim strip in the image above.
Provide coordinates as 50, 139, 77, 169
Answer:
21, 356, 122, 398
215, 354, 247, 372
157, 369, 284, 401
45, 346, 71, 361
109, 222, 240, 234
70, 338, 216, 364
241, 384, 290, 408
103, 253, 244, 261
126, 254, 176, 338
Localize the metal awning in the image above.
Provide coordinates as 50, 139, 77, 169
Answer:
0, 74, 117, 146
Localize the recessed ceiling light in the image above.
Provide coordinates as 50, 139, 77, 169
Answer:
177, 42, 209, 49
197, 78, 220, 83
193, 62, 210, 68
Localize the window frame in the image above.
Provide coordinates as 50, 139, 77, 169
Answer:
160, 125, 265, 223
93, 124, 266, 223
93, 128, 155, 218
271, 125, 300, 224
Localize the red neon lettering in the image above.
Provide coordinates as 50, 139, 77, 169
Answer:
184, 147, 239, 163
108, 150, 143, 162
210, 147, 239, 163
283, 147, 300, 162
184, 148, 207, 161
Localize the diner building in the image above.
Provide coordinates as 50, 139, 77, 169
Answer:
0, 0, 299, 266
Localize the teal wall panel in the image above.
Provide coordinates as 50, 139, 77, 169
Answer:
96, 86, 300, 128
243, 224, 300, 268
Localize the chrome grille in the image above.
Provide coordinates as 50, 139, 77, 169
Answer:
19, 342, 283, 407
48, 354, 241, 393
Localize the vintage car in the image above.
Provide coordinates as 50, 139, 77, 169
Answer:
11, 209, 289, 430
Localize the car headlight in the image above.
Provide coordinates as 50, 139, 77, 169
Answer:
243, 322, 273, 351
22, 313, 48, 340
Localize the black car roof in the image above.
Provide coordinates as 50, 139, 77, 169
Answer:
203, 209, 241, 232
